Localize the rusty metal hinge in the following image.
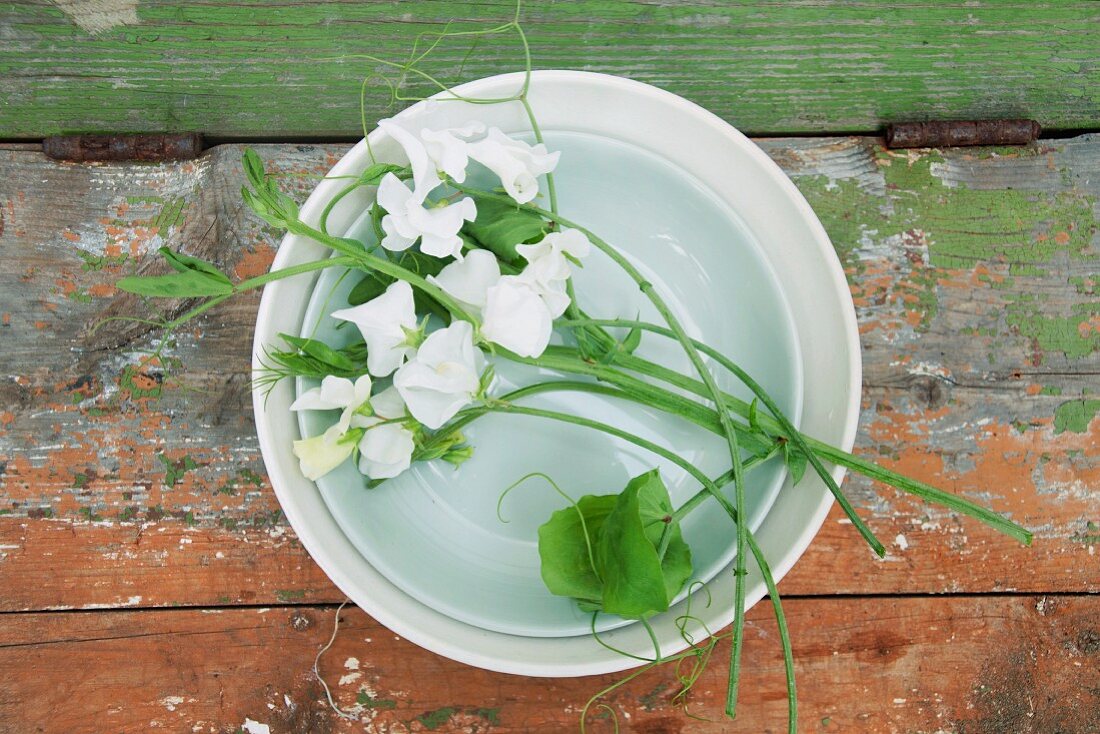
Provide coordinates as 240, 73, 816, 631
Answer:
885, 119, 1040, 149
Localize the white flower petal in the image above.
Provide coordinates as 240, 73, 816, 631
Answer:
467, 127, 561, 204
393, 321, 480, 429
358, 421, 415, 479
427, 249, 501, 312
369, 385, 407, 420
420, 122, 485, 184
376, 173, 475, 258
480, 277, 554, 358
293, 433, 355, 481
516, 228, 592, 285
331, 280, 417, 377
380, 215, 416, 252
378, 118, 440, 198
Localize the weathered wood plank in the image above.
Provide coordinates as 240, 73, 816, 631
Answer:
2, 596, 1098, 733
1, 136, 1097, 612
3, 2, 1100, 138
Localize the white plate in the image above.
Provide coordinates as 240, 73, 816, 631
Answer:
253, 70, 860, 676
294, 126, 803, 638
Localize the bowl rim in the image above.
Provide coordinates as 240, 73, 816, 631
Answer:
252, 69, 861, 676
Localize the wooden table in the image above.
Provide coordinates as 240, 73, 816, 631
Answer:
2, 3, 1098, 732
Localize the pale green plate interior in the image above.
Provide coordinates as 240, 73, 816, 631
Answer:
296, 130, 803, 638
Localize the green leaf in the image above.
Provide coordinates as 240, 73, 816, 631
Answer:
116, 246, 236, 298
347, 272, 390, 306
463, 194, 548, 264
117, 270, 233, 297
358, 163, 406, 186
538, 494, 616, 607
748, 398, 761, 433
786, 446, 808, 486
598, 471, 692, 618
278, 334, 358, 372
159, 247, 231, 284
241, 149, 299, 228
597, 475, 673, 618
622, 325, 642, 355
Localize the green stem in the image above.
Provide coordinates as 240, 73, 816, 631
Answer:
165, 256, 359, 333
319, 181, 362, 235
613, 349, 1033, 546
286, 219, 477, 324
561, 317, 886, 558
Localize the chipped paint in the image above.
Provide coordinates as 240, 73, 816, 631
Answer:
240, 719, 270, 734
48, 0, 138, 34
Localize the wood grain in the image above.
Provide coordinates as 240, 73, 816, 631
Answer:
2, 595, 1098, 733
1, 136, 1098, 613
3, 2, 1100, 138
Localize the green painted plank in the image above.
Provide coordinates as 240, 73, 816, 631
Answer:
2, 1, 1099, 138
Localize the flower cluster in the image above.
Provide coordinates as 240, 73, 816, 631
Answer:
291, 121, 591, 482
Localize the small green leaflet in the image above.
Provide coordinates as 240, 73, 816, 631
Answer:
462, 194, 548, 264
117, 246, 234, 298
357, 163, 406, 187
537, 470, 693, 620
241, 148, 299, 228
785, 444, 809, 486
262, 333, 368, 379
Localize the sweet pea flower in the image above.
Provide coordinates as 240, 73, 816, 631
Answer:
421, 121, 486, 184
467, 127, 560, 204
292, 433, 358, 481
516, 228, 592, 285
394, 321, 481, 429
331, 279, 418, 377
378, 119, 439, 197
426, 249, 501, 313
378, 118, 485, 193
375, 173, 477, 258
480, 276, 554, 358
289, 374, 373, 481
290, 374, 373, 439
355, 386, 416, 480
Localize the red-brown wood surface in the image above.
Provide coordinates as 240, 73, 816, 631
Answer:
1, 135, 1097, 731
3, 596, 1099, 733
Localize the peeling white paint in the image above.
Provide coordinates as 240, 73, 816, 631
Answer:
49, 0, 139, 35
344, 656, 360, 670
895, 534, 909, 551
160, 696, 184, 712
241, 719, 270, 734
338, 672, 362, 686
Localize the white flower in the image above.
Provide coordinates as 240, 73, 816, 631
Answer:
480, 276, 554, 358
290, 374, 373, 440
394, 321, 481, 429
426, 249, 501, 313
331, 280, 418, 377
467, 127, 560, 204
292, 433, 357, 481
354, 386, 416, 480
378, 118, 485, 193
503, 228, 592, 318
376, 173, 477, 258
516, 228, 592, 284
290, 374, 375, 480
421, 122, 485, 184
378, 118, 439, 198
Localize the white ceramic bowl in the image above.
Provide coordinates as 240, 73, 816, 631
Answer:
252, 70, 860, 677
